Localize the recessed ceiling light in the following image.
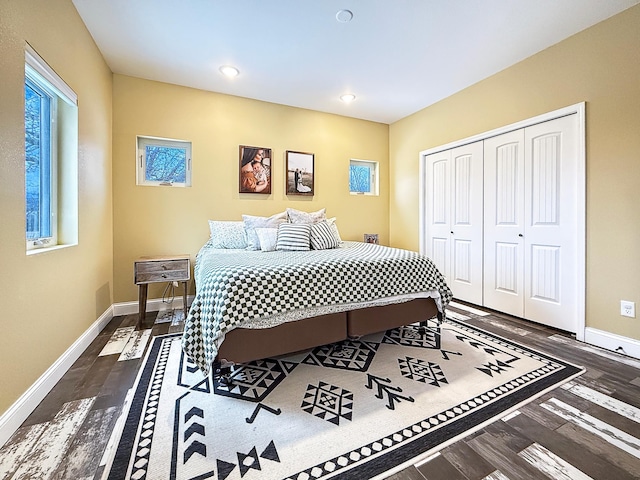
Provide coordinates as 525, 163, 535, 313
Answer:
336, 9, 353, 23
340, 93, 356, 103
219, 65, 239, 78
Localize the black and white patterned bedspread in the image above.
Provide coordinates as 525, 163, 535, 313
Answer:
182, 241, 452, 374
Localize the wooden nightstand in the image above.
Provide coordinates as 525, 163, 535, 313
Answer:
134, 255, 191, 328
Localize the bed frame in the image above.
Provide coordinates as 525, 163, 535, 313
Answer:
213, 298, 441, 381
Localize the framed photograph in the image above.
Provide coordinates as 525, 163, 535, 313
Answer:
286, 150, 314, 196
364, 233, 379, 244
239, 145, 272, 194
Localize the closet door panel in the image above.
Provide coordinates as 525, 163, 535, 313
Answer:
449, 142, 483, 305
495, 242, 520, 293
483, 130, 525, 317
430, 237, 448, 277
425, 151, 451, 280
524, 115, 579, 332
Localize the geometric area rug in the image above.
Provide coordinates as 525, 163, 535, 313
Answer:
104, 318, 583, 480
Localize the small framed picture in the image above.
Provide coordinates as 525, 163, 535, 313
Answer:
239, 145, 272, 194
286, 150, 314, 196
364, 233, 379, 244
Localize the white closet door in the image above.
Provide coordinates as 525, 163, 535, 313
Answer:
421, 104, 584, 335
449, 142, 484, 304
483, 130, 526, 317
425, 151, 451, 280
524, 115, 579, 332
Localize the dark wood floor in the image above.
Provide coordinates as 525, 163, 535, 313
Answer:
1, 303, 639, 479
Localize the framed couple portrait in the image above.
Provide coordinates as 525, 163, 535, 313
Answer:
286, 150, 314, 196
364, 233, 379, 244
239, 145, 272, 194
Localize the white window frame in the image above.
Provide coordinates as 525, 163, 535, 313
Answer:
25, 44, 77, 252
136, 136, 192, 187
25, 72, 57, 249
349, 159, 379, 196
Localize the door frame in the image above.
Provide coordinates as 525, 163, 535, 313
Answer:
419, 102, 586, 341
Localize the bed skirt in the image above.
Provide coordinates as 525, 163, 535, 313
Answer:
216, 298, 440, 364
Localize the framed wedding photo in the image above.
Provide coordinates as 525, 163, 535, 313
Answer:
239, 145, 272, 194
286, 150, 314, 196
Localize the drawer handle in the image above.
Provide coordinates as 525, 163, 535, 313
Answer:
161, 274, 167, 278
162, 264, 168, 270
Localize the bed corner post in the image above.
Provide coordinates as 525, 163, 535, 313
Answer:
418, 311, 443, 336
212, 361, 233, 387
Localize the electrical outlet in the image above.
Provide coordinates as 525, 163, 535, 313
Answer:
620, 300, 636, 318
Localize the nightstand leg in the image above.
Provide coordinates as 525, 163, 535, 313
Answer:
182, 281, 188, 321
138, 283, 148, 329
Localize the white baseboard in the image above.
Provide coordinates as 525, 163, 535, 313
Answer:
584, 327, 640, 360
112, 295, 194, 317
0, 294, 194, 448
0, 306, 114, 448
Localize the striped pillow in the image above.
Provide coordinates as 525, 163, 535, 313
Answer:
310, 220, 339, 250
276, 223, 311, 251
326, 217, 342, 243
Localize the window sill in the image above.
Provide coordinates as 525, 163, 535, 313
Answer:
27, 243, 76, 256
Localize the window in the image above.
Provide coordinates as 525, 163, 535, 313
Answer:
349, 159, 379, 196
137, 136, 192, 187
25, 76, 55, 244
25, 44, 78, 252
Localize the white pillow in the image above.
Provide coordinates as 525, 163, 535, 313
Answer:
276, 223, 311, 251
326, 217, 342, 243
286, 207, 326, 224
208, 220, 248, 249
310, 220, 339, 250
255, 227, 278, 252
242, 212, 288, 250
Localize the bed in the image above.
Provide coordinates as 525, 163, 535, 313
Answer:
181, 239, 453, 377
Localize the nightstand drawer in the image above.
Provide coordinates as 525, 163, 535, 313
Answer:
135, 259, 189, 274
135, 269, 189, 283
134, 256, 190, 284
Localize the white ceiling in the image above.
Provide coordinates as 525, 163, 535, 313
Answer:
72, 0, 639, 124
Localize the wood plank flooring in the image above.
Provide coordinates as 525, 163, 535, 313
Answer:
1, 304, 639, 480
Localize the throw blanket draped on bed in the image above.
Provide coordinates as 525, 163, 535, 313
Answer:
182, 241, 452, 374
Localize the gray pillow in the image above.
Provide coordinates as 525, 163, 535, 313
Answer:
286, 207, 326, 224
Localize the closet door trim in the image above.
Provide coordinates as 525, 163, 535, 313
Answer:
419, 102, 585, 341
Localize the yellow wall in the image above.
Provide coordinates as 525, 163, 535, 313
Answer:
389, 5, 640, 340
0, 0, 113, 414
112, 75, 389, 302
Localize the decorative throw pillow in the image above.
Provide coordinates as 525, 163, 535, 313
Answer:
326, 217, 343, 243
208, 220, 248, 249
286, 207, 326, 224
255, 227, 278, 252
242, 211, 288, 250
276, 223, 311, 251
310, 220, 339, 250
